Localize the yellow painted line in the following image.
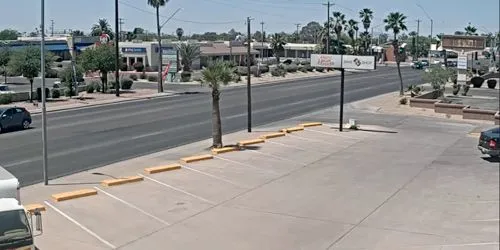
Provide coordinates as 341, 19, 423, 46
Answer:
180, 154, 214, 163
280, 126, 305, 133
299, 122, 323, 127
51, 189, 98, 202
211, 146, 239, 155
259, 132, 286, 139
468, 132, 480, 138
144, 164, 182, 174
24, 204, 46, 213
238, 138, 265, 146
101, 176, 144, 187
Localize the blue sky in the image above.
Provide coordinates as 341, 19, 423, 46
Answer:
0, 0, 498, 36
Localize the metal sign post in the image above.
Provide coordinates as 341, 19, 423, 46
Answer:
311, 54, 376, 132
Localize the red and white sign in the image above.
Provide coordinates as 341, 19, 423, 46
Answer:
311, 54, 342, 68
99, 33, 110, 45
162, 62, 172, 80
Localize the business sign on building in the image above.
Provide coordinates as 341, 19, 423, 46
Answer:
121, 47, 146, 53
342, 55, 375, 70
310, 54, 342, 68
457, 56, 468, 69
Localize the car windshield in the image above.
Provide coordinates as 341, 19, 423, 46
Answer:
0, 209, 31, 244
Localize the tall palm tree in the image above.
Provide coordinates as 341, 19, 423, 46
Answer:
464, 23, 477, 36
201, 61, 234, 148
359, 8, 374, 54
270, 33, 287, 63
384, 12, 408, 96
147, 0, 168, 92
347, 19, 359, 54
91, 18, 113, 39
178, 43, 201, 72
176, 28, 184, 41
332, 12, 347, 54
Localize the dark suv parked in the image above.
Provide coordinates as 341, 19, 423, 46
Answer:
0, 107, 32, 133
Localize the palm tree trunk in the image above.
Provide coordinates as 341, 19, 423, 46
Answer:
29, 78, 33, 102
3, 66, 7, 84
393, 39, 404, 96
211, 89, 223, 148
156, 6, 163, 93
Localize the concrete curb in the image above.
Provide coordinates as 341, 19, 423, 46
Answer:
101, 176, 144, 187
51, 189, 98, 202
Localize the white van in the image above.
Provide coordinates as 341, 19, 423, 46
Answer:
0, 166, 20, 203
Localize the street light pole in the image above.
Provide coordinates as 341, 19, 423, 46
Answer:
40, 0, 49, 185
157, 8, 182, 91
114, 0, 120, 97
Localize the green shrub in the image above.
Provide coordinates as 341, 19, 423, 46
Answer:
56, 64, 63, 68
88, 80, 102, 92
86, 84, 95, 93
271, 68, 286, 77
237, 66, 248, 76
108, 80, 117, 89
181, 71, 191, 82
399, 97, 408, 105
233, 73, 242, 82
286, 63, 298, 72
306, 65, 314, 72
129, 74, 138, 81
452, 84, 461, 95
298, 65, 307, 73
121, 78, 134, 90
120, 63, 128, 72
45, 68, 58, 78
51, 89, 60, 98
147, 75, 158, 82
315, 67, 326, 72
140, 72, 147, 79
59, 66, 84, 83
260, 65, 269, 73
462, 84, 470, 96
0, 94, 13, 104
64, 88, 75, 97
133, 62, 144, 72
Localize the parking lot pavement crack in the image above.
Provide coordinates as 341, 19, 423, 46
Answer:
325, 135, 465, 250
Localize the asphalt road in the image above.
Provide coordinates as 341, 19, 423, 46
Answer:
0, 67, 423, 186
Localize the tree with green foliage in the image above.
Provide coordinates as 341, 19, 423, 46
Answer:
384, 12, 408, 96
91, 19, 114, 39
201, 61, 234, 148
464, 23, 477, 36
59, 65, 85, 96
270, 33, 287, 63
0, 45, 11, 83
347, 19, 359, 54
359, 8, 374, 54
8, 47, 53, 102
423, 65, 453, 98
79, 44, 120, 93
332, 12, 347, 54
178, 43, 201, 72
0, 29, 19, 40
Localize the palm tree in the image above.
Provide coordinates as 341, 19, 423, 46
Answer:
178, 43, 201, 72
176, 28, 184, 41
201, 61, 234, 148
270, 33, 287, 63
147, 0, 168, 92
347, 19, 359, 54
464, 23, 477, 36
91, 19, 113, 39
359, 8, 374, 54
332, 12, 347, 54
384, 12, 408, 96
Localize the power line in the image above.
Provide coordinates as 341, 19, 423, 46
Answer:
119, 0, 242, 25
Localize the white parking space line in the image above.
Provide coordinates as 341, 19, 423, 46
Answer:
305, 128, 358, 140
138, 174, 215, 205
180, 164, 250, 189
245, 148, 307, 165
266, 140, 308, 151
214, 155, 278, 174
286, 133, 338, 146
409, 242, 500, 248
44, 201, 117, 249
93, 187, 170, 226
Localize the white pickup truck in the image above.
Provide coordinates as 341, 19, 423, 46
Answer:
0, 166, 43, 250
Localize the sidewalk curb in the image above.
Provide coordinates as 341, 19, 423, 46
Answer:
29, 92, 178, 115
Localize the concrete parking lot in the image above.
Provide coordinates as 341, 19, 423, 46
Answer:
20, 109, 499, 250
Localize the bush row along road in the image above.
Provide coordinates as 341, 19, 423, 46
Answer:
0, 67, 423, 186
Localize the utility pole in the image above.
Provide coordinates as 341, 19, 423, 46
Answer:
50, 19, 54, 37
118, 18, 125, 42
322, 1, 331, 53
416, 19, 421, 60
115, 0, 120, 97
260, 21, 264, 61
371, 27, 374, 54
246, 17, 253, 133
295, 23, 301, 43
40, 0, 49, 185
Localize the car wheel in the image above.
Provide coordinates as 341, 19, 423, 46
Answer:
22, 120, 31, 129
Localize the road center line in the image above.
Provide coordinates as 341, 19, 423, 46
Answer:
138, 174, 215, 205
93, 186, 170, 226
44, 201, 117, 249
180, 164, 249, 189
